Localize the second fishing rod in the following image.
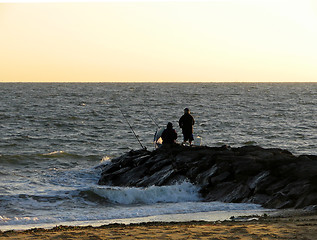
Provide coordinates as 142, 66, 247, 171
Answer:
119, 108, 146, 150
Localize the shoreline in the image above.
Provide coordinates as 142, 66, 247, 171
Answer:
0, 209, 270, 232
1, 212, 317, 240
0, 208, 312, 232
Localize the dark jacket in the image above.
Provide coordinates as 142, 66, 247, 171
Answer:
179, 113, 195, 134
161, 128, 177, 144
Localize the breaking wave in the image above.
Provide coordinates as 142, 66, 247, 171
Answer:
86, 181, 201, 205
0, 181, 263, 229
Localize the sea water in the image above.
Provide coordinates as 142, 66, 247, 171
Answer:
0, 83, 316, 230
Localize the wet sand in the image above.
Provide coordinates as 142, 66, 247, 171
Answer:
1, 214, 317, 240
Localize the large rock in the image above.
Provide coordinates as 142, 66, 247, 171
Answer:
98, 144, 317, 209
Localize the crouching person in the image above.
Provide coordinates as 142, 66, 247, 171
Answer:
161, 122, 177, 145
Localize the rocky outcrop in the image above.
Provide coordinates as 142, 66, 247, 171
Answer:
98, 145, 317, 209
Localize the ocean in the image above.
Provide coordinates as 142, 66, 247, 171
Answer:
0, 82, 316, 230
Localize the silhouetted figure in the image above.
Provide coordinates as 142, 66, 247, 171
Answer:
179, 108, 195, 145
161, 122, 177, 145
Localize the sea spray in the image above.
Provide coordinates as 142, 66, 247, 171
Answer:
91, 181, 201, 204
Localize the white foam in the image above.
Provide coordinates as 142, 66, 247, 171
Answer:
0, 202, 267, 231
92, 181, 201, 204
43, 151, 65, 156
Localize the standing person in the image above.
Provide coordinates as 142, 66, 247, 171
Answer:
161, 122, 177, 145
179, 108, 195, 145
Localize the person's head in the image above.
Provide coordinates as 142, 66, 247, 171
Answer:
167, 122, 173, 129
184, 108, 190, 114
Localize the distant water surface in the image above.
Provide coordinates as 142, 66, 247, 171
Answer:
0, 83, 316, 229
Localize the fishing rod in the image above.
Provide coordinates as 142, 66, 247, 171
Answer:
145, 110, 160, 128
119, 108, 146, 150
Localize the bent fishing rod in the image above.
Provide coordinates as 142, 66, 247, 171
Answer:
119, 108, 146, 150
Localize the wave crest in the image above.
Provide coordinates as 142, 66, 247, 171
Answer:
88, 181, 201, 205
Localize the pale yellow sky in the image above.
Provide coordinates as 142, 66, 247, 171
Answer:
1, 0, 317, 82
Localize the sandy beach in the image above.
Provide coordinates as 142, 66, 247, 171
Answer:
1, 213, 317, 240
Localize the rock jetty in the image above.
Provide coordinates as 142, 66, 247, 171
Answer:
98, 145, 317, 209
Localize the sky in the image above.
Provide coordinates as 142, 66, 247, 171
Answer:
0, 0, 317, 82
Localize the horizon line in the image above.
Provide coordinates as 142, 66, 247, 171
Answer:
0, 0, 218, 3
1, 81, 316, 83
